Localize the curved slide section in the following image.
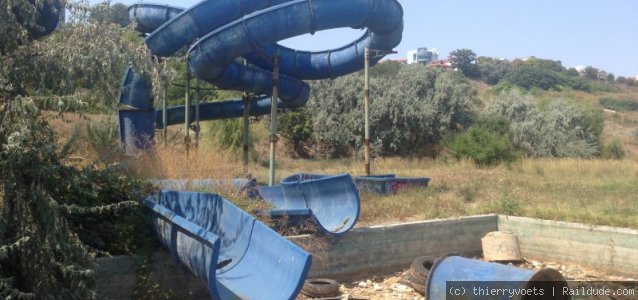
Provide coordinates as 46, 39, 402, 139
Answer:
145, 191, 311, 299
119, 0, 403, 152
258, 173, 361, 237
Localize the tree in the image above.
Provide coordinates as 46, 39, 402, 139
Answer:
606, 73, 615, 82
90, 2, 130, 27
309, 65, 476, 158
616, 76, 628, 84
476, 56, 512, 85
487, 90, 602, 158
1, 1, 162, 298
449, 49, 479, 78
583, 66, 600, 80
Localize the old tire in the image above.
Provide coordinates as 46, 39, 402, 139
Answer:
410, 256, 434, 282
400, 270, 425, 294
301, 278, 340, 298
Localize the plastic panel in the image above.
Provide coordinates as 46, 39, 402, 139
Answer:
145, 191, 311, 300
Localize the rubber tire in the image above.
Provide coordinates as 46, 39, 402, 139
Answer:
400, 270, 425, 294
301, 278, 341, 298
410, 256, 434, 282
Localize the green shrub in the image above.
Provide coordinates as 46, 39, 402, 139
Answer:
448, 125, 517, 165
599, 97, 638, 112
309, 66, 477, 158
601, 139, 626, 160
502, 66, 591, 92
86, 115, 121, 162
279, 108, 313, 156
487, 90, 602, 158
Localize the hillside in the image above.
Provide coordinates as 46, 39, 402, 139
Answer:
469, 79, 638, 159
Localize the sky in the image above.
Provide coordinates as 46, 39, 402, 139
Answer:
95, 0, 638, 77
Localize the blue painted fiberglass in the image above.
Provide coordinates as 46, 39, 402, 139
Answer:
118, 110, 155, 152
426, 255, 570, 300
28, 0, 63, 38
145, 191, 311, 300
118, 67, 153, 110
258, 173, 360, 237
119, 0, 403, 152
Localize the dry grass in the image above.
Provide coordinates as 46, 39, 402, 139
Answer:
120, 143, 638, 229
47, 112, 638, 230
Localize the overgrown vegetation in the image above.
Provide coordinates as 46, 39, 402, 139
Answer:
448, 117, 517, 165
599, 97, 638, 112
0, 1, 163, 298
308, 65, 476, 158
486, 90, 603, 158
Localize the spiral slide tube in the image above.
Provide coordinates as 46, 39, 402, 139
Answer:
118, 0, 403, 151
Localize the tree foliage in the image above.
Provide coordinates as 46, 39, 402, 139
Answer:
0, 1, 163, 298
477, 57, 512, 85
448, 119, 517, 165
89, 1, 130, 27
449, 48, 479, 78
308, 65, 477, 158
487, 90, 602, 158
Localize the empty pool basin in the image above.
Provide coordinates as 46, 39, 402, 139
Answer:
258, 174, 360, 237
144, 191, 311, 299
355, 174, 430, 195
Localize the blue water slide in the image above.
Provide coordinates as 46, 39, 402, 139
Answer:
119, 0, 403, 152
145, 191, 311, 299
258, 173, 361, 237
28, 0, 63, 38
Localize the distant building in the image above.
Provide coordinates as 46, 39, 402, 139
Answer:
428, 59, 452, 69
407, 47, 439, 65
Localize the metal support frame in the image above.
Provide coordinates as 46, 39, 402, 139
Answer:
194, 78, 201, 148
242, 93, 251, 175
163, 84, 168, 146
185, 59, 191, 156
364, 48, 371, 176
364, 48, 397, 176
268, 50, 280, 186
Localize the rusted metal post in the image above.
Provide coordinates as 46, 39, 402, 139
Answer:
194, 78, 200, 148
242, 93, 251, 175
268, 50, 280, 186
364, 47, 371, 176
242, 58, 250, 175
184, 59, 191, 156
162, 83, 168, 146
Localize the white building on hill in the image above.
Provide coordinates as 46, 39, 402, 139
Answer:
407, 47, 439, 65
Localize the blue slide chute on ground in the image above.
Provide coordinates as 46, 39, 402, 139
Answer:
258, 173, 361, 237
145, 191, 311, 300
119, 0, 403, 152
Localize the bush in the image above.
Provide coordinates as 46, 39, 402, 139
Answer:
599, 97, 638, 112
279, 108, 313, 156
477, 57, 512, 85
502, 66, 591, 92
448, 124, 517, 165
601, 139, 626, 160
487, 90, 602, 158
308, 65, 477, 158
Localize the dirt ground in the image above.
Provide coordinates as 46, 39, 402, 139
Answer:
297, 258, 637, 300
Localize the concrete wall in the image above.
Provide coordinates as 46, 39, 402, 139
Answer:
96, 214, 638, 298
498, 215, 638, 277
292, 214, 498, 279
96, 251, 209, 300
